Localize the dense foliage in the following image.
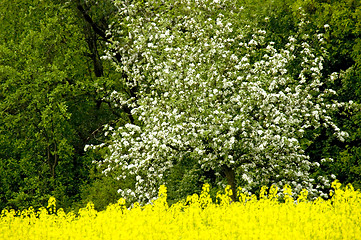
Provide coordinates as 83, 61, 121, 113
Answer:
0, 0, 360, 210
292, 0, 361, 190
0, 0, 122, 210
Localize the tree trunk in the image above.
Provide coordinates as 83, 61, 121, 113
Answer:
222, 165, 237, 202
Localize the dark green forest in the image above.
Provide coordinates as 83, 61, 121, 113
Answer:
0, 0, 360, 211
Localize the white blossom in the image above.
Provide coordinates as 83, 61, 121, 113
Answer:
96, 0, 345, 202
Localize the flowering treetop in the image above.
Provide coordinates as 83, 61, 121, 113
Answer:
90, 0, 347, 203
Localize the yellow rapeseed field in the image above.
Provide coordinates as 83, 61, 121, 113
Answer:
1, 180, 360, 240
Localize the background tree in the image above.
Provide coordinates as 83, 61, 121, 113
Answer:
0, 0, 124, 211
288, 0, 361, 189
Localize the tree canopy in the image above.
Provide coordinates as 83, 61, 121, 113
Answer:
0, 0, 122, 210
92, 0, 348, 203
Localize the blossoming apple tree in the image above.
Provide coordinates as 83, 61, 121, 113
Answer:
92, 0, 347, 202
